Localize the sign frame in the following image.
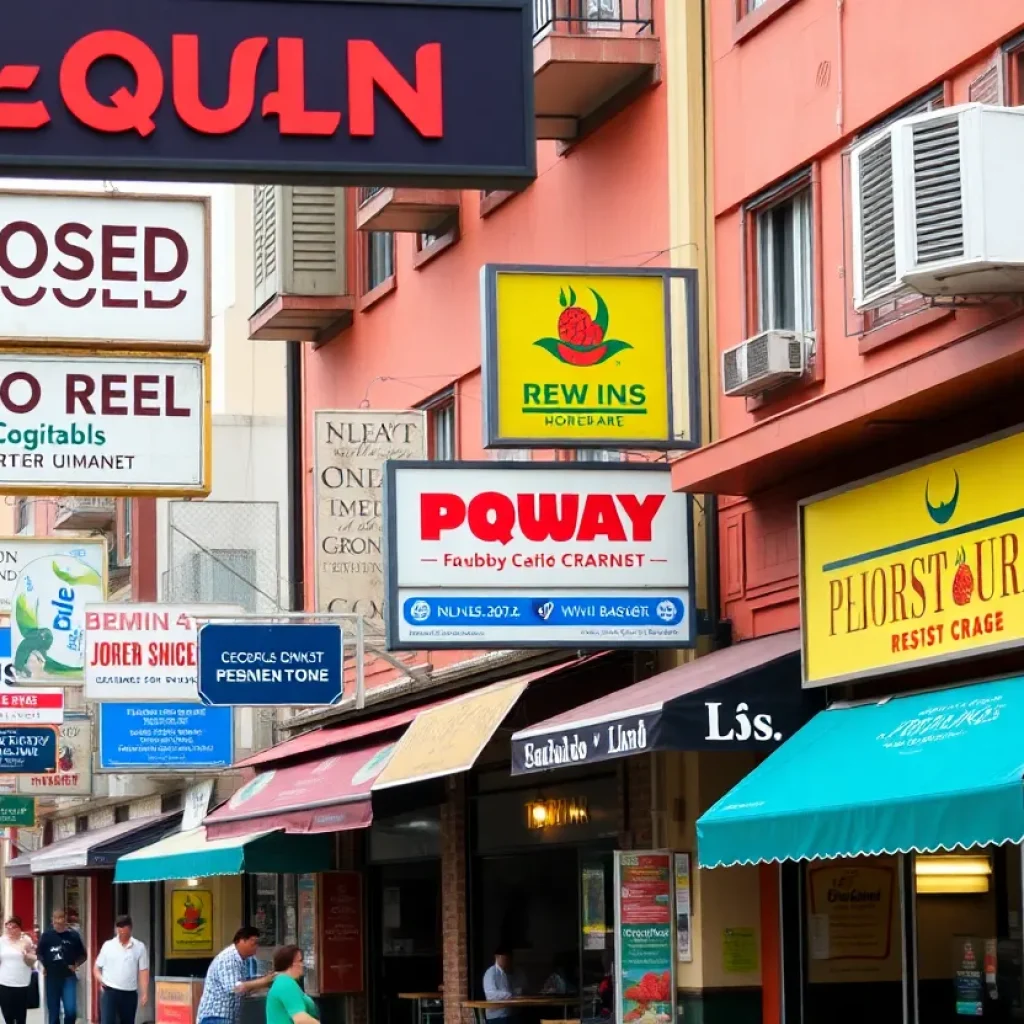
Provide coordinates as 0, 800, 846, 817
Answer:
0, 190, 211, 351
383, 460, 696, 651
0, 725, 58, 774
96, 702, 234, 772
480, 264, 701, 452
0, 0, 537, 191
799, 423, 1024, 688
0, 795, 35, 826
17, 713, 92, 795
0, 348, 211, 497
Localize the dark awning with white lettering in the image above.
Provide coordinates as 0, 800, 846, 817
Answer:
510, 631, 823, 774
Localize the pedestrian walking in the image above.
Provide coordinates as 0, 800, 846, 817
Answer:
94, 916, 149, 1024
196, 927, 275, 1024
0, 916, 38, 1024
37, 909, 87, 1024
265, 947, 318, 1024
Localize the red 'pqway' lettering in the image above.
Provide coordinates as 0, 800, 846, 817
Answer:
420, 492, 666, 546
0, 34, 443, 139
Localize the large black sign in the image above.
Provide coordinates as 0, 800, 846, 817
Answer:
0, 0, 535, 187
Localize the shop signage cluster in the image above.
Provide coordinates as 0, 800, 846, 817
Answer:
614, 851, 677, 1024
97, 701, 233, 771
801, 427, 1024, 687
314, 410, 426, 628
480, 265, 700, 451
383, 462, 694, 649
197, 622, 344, 707
18, 714, 91, 794
0, 0, 535, 189
0, 192, 209, 348
85, 602, 242, 701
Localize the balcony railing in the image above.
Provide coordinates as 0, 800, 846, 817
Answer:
533, 0, 654, 38
358, 187, 385, 207
54, 496, 116, 531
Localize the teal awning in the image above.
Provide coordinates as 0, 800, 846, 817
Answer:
697, 678, 1024, 868
114, 826, 333, 883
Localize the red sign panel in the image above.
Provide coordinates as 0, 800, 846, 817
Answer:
318, 872, 364, 994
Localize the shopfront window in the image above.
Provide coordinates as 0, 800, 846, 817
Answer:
248, 873, 304, 952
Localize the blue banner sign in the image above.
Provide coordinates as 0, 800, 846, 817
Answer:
197, 623, 343, 707
0, 726, 58, 773
98, 703, 233, 771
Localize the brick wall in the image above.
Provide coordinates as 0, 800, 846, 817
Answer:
441, 777, 470, 1024
625, 755, 653, 849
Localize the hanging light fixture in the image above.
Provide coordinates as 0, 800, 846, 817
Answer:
915, 854, 992, 894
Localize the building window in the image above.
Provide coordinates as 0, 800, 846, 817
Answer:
75, 816, 88, 834
187, 548, 259, 612
161, 792, 183, 813
428, 398, 456, 461
14, 499, 30, 535
365, 232, 394, 291
418, 232, 439, 250
745, 0, 768, 10
494, 449, 531, 462
575, 449, 622, 463
121, 498, 133, 565
755, 185, 814, 336
114, 806, 130, 823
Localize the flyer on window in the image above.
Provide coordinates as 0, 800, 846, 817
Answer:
674, 854, 692, 963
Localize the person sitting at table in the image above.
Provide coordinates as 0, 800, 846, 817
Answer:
540, 955, 574, 996
483, 946, 525, 1020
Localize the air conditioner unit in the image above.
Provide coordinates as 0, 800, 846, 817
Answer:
851, 103, 1024, 310
721, 330, 810, 398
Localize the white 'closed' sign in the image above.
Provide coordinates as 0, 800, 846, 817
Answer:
85, 603, 242, 701
0, 191, 209, 348
0, 351, 208, 495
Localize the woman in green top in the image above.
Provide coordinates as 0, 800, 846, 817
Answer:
266, 946, 319, 1024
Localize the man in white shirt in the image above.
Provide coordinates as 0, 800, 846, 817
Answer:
93, 916, 150, 1024
482, 947, 525, 1021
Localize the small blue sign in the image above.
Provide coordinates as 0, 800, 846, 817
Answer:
402, 595, 687, 628
98, 703, 233, 771
0, 726, 58, 773
197, 623, 343, 707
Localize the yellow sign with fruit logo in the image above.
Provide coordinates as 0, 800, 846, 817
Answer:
482, 266, 693, 449
801, 428, 1024, 686
171, 888, 214, 953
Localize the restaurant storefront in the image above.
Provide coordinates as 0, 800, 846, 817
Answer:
697, 426, 1024, 1024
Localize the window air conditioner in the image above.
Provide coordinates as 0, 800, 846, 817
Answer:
851, 103, 1024, 310
721, 330, 810, 398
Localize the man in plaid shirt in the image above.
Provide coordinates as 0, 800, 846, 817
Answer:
197, 928, 276, 1024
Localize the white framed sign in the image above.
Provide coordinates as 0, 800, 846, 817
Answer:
85, 603, 244, 701
0, 350, 209, 496
0, 191, 210, 349
0, 689, 64, 725
384, 462, 694, 649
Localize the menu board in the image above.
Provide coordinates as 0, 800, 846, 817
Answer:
956, 937, 984, 1016
614, 852, 676, 1024
319, 872, 364, 994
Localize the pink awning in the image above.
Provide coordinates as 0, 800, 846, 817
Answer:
205, 739, 397, 841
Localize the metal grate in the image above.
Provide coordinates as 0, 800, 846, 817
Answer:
857, 132, 898, 297
745, 333, 769, 379
912, 116, 965, 265
788, 339, 805, 370
291, 187, 342, 274
722, 348, 741, 392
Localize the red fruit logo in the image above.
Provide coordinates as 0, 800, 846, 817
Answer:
535, 285, 632, 367
952, 547, 974, 606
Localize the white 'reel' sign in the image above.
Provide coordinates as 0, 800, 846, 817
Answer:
0, 351, 209, 495
84, 603, 243, 702
0, 191, 209, 348
384, 462, 694, 650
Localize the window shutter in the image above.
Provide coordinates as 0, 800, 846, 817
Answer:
253, 184, 279, 310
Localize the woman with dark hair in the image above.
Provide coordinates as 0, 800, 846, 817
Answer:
266, 947, 318, 1024
0, 915, 37, 1024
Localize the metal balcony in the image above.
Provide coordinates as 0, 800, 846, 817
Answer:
356, 187, 461, 233
533, 0, 660, 142
54, 497, 116, 531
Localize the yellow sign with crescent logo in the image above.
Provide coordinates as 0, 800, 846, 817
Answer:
801, 428, 1024, 686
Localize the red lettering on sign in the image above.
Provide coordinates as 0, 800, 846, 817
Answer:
172, 34, 268, 134
262, 38, 341, 136
0, 65, 49, 129
348, 40, 443, 139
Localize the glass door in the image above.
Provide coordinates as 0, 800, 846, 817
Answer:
580, 850, 615, 1022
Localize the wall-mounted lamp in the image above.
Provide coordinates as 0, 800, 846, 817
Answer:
185, 877, 201, 887
525, 797, 589, 830
915, 855, 992, 894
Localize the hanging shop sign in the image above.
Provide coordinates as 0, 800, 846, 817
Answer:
0, 688, 64, 726
18, 714, 92, 795
0, 192, 209, 349
314, 410, 426, 630
0, 726, 58, 773
481, 265, 700, 451
0, 350, 209, 497
383, 462, 694, 649
181, 779, 215, 832
614, 851, 677, 1024
318, 872, 364, 995
0, 0, 535, 189
197, 623, 343, 707
802, 426, 1024, 687
0, 795, 35, 826
0, 538, 106, 686
85, 603, 243, 701
97, 702, 233, 771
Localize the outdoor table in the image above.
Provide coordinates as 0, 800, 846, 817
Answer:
399, 991, 444, 1024
462, 996, 581, 1024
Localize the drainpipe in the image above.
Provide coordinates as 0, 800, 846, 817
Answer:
286, 340, 305, 612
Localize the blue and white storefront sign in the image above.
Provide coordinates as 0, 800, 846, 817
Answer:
197, 623, 343, 707
0, 726, 58, 773
384, 462, 695, 650
98, 703, 233, 772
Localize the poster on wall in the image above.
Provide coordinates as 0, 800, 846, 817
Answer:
319, 872, 364, 994
674, 854, 692, 963
806, 862, 895, 966
297, 875, 319, 997
19, 714, 92, 795
614, 851, 676, 1024
314, 410, 426, 632
171, 889, 214, 955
